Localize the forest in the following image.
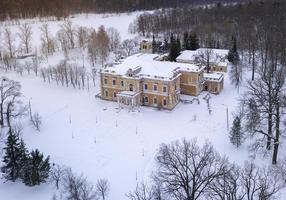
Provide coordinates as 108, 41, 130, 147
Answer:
0, 0, 247, 21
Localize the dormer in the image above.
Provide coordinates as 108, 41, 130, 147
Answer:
125, 66, 142, 77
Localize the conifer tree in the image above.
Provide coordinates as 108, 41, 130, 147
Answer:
19, 139, 30, 182
229, 116, 243, 147
228, 35, 239, 63
22, 149, 50, 186
189, 32, 200, 50
183, 32, 190, 50
1, 129, 23, 182
163, 38, 169, 52
176, 37, 181, 54
152, 35, 157, 53
168, 34, 181, 61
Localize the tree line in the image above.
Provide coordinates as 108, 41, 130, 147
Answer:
0, 0, 247, 21
0, 21, 140, 91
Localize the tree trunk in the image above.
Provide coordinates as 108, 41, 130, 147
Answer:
6, 103, 12, 129
0, 103, 4, 127
272, 103, 280, 165
251, 48, 255, 81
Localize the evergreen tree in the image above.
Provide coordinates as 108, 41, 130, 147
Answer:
1, 129, 23, 182
229, 116, 243, 147
19, 139, 30, 182
183, 31, 190, 50
176, 37, 181, 54
189, 32, 200, 50
163, 38, 169, 52
227, 35, 239, 63
22, 149, 50, 186
169, 34, 181, 61
152, 35, 157, 54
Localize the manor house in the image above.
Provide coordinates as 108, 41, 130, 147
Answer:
100, 53, 226, 110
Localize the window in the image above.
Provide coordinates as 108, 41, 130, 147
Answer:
153, 97, 157, 105
121, 80, 124, 87
104, 78, 108, 85
113, 92, 117, 98
163, 99, 167, 106
153, 84, 158, 91
112, 79, 116, 86
163, 86, 167, 93
144, 84, 148, 90
175, 83, 177, 91
144, 96, 149, 103
105, 90, 108, 97
129, 84, 134, 91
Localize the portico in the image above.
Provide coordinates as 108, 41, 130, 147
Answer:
117, 91, 141, 110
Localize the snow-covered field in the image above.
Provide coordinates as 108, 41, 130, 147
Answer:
0, 12, 285, 200
0, 69, 247, 200
1, 12, 141, 48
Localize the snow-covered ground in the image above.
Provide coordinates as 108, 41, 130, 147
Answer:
0, 68, 248, 200
0, 12, 285, 200
1, 12, 141, 49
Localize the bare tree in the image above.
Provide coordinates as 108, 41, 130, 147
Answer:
3, 28, 15, 58
241, 162, 284, 200
242, 66, 286, 164
107, 27, 121, 52
18, 23, 33, 54
30, 112, 42, 131
60, 20, 76, 49
62, 168, 98, 200
127, 182, 154, 200
198, 48, 214, 73
40, 23, 56, 57
207, 164, 244, 200
50, 164, 65, 190
77, 26, 89, 49
122, 39, 137, 57
96, 26, 110, 67
88, 29, 97, 67
57, 29, 70, 58
154, 139, 228, 200
0, 77, 22, 128
96, 179, 110, 200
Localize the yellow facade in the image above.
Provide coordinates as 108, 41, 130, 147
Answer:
140, 41, 153, 53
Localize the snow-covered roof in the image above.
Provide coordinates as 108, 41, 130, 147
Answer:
176, 48, 229, 64
117, 91, 141, 98
101, 53, 205, 81
203, 72, 224, 82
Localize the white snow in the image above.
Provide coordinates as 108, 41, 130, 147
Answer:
0, 68, 254, 200
103, 53, 204, 80
203, 72, 224, 81
177, 48, 229, 64
0, 12, 285, 200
